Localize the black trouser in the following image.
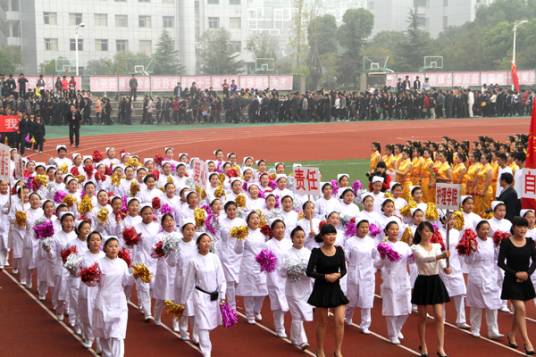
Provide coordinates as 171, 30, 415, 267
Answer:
130, 88, 137, 101
69, 123, 80, 147
33, 137, 44, 152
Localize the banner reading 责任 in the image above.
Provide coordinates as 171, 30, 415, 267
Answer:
293, 166, 321, 196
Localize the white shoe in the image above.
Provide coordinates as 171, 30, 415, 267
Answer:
247, 318, 256, 325
20, 281, 26, 286
154, 319, 161, 326
488, 332, 504, 340
75, 327, 82, 336
172, 321, 180, 332
255, 313, 262, 321
57, 314, 64, 321
390, 337, 401, 345
499, 306, 512, 314
361, 328, 371, 335
82, 339, 92, 349
179, 331, 190, 341
456, 323, 470, 329
296, 343, 309, 351
144, 315, 154, 322
344, 319, 353, 325
398, 332, 404, 340
276, 330, 287, 338
471, 331, 480, 338
12, 268, 18, 274
39, 295, 46, 301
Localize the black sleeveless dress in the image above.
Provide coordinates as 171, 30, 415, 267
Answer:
306, 246, 349, 308
498, 237, 536, 301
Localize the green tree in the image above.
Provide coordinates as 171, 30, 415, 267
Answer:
363, 31, 407, 71
85, 58, 114, 75
198, 29, 243, 74
152, 30, 183, 74
0, 46, 21, 74
246, 32, 279, 73
336, 8, 373, 87
112, 51, 151, 75
307, 14, 338, 89
39, 56, 74, 75
397, 9, 432, 71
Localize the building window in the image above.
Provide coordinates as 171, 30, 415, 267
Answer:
229, 17, 241, 29
229, 0, 240, 4
443, 0, 448, 6
162, 0, 175, 3
69, 13, 83, 26
116, 39, 128, 52
114, 0, 126, 2
139, 0, 150, 2
442, 15, 448, 29
207, 0, 219, 4
44, 38, 59, 51
10, 0, 19, 11
163, 16, 174, 28
94, 13, 108, 26
139, 15, 151, 28
208, 17, 219, 28
115, 15, 128, 27
139, 40, 152, 54
95, 39, 109, 51
230, 41, 241, 53
70, 38, 84, 51
43, 12, 58, 25
10, 21, 20, 37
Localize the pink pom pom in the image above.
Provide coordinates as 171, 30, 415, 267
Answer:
377, 242, 401, 262
369, 223, 381, 237
220, 302, 239, 328
255, 249, 277, 273
344, 218, 357, 238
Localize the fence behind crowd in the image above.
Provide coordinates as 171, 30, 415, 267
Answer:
88, 75, 294, 93
386, 70, 536, 88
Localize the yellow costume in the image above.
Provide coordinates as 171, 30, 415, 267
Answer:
462, 162, 482, 196
382, 154, 395, 172
430, 161, 451, 202
420, 158, 434, 203
491, 160, 499, 198
411, 156, 423, 187
370, 151, 381, 172
452, 163, 466, 185
396, 158, 413, 200
474, 163, 493, 215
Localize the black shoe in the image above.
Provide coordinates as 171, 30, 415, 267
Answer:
418, 346, 428, 357
507, 335, 518, 349
437, 353, 448, 357
525, 345, 535, 355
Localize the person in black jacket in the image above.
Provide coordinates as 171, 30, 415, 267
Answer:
498, 172, 521, 222
18, 113, 30, 155
32, 115, 46, 152
66, 104, 81, 147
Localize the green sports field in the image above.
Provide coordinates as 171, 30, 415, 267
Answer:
46, 124, 370, 183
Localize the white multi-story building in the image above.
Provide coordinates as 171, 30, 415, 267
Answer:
367, 0, 413, 35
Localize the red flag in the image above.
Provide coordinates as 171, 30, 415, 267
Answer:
512, 62, 520, 93
521, 101, 536, 209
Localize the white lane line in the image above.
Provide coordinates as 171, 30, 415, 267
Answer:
126, 301, 201, 353
2, 270, 98, 357
373, 294, 524, 356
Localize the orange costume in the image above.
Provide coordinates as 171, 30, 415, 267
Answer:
490, 160, 499, 198
420, 158, 434, 203
411, 156, 423, 187
474, 163, 493, 215
382, 154, 395, 172
396, 158, 413, 200
462, 162, 482, 196
452, 163, 466, 185
370, 151, 381, 172
430, 161, 451, 201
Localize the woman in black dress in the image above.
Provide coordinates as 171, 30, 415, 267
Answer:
306, 223, 348, 357
498, 216, 536, 355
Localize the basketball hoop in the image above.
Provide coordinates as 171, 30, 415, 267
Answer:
424, 56, 444, 70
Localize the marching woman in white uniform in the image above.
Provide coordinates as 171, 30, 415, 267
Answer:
78, 231, 105, 350
315, 182, 341, 219
460, 196, 482, 231
283, 226, 312, 350
217, 201, 246, 309
338, 188, 360, 224
136, 174, 164, 204
265, 219, 292, 337
344, 219, 378, 334
20, 192, 44, 288
8, 186, 30, 278
235, 210, 268, 324
375, 221, 412, 344
180, 233, 227, 357
411, 221, 451, 357
464, 220, 503, 339
151, 214, 180, 328
133, 204, 160, 321
36, 200, 57, 300
92, 236, 136, 357
280, 195, 298, 239
171, 220, 198, 339
297, 201, 321, 250
439, 214, 469, 328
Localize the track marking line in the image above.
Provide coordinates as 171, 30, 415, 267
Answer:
2, 270, 98, 357
126, 301, 201, 353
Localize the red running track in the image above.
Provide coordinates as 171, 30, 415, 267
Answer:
30, 117, 530, 163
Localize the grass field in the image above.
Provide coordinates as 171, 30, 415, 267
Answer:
284, 159, 370, 184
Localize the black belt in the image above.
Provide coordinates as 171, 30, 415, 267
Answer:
196, 286, 219, 301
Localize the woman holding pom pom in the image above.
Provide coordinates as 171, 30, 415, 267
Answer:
497, 217, 536, 354
411, 221, 451, 357
180, 233, 226, 357
265, 219, 292, 338
464, 220, 503, 339
344, 219, 378, 334
306, 223, 348, 357
93, 236, 135, 357
283, 226, 312, 350
235, 210, 268, 324
133, 204, 160, 321
171, 220, 198, 339
375, 221, 412, 345
79, 231, 105, 350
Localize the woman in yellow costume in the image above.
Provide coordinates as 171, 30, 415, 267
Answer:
451, 152, 467, 186
411, 147, 423, 188
490, 151, 499, 198
431, 151, 452, 200
382, 144, 395, 173
394, 148, 413, 200
462, 151, 481, 196
392, 144, 403, 170
474, 152, 494, 215
420, 149, 435, 203
369, 142, 382, 174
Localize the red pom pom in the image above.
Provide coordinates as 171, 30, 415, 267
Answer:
122, 227, 141, 246
60, 245, 77, 264
431, 228, 446, 251
154, 154, 164, 166
118, 248, 132, 267
456, 229, 478, 256
105, 166, 113, 176
92, 150, 104, 163
151, 169, 160, 181
260, 224, 272, 237
83, 164, 94, 179
493, 231, 511, 247
70, 166, 80, 176
152, 197, 161, 210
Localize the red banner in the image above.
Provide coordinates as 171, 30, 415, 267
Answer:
522, 101, 536, 209
0, 115, 20, 132
512, 63, 520, 92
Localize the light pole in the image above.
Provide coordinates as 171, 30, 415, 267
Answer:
512, 19, 528, 66
75, 22, 86, 76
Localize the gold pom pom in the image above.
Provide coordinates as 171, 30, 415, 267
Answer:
214, 185, 225, 198
235, 194, 246, 208
15, 210, 27, 227
194, 208, 207, 228
63, 194, 77, 208
452, 210, 464, 231
97, 207, 109, 224
78, 194, 93, 215
426, 203, 439, 221
59, 164, 68, 174
111, 172, 122, 187
400, 200, 417, 217
132, 263, 152, 283
401, 226, 413, 245
196, 185, 207, 200
130, 181, 140, 196
230, 226, 248, 240
35, 174, 49, 187
126, 157, 141, 168
164, 300, 185, 318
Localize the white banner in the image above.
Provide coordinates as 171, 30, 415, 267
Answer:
435, 183, 462, 210
293, 166, 321, 196
522, 168, 536, 199
0, 144, 11, 182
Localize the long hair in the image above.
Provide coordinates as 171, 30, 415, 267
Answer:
314, 223, 337, 243
413, 221, 434, 245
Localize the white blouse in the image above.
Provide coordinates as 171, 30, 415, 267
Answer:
411, 243, 446, 276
